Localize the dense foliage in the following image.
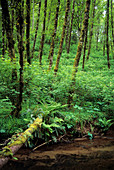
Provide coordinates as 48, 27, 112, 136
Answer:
0, 0, 113, 147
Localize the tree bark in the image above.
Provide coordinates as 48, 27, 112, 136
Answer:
0, 117, 42, 169
48, 0, 60, 70
106, 0, 110, 69
86, 0, 96, 60
10, 0, 24, 117
68, 0, 91, 106
31, 0, 41, 59
39, 0, 47, 65
82, 25, 89, 70
67, 0, 75, 54
111, 0, 114, 59
54, 0, 70, 74
26, 0, 31, 64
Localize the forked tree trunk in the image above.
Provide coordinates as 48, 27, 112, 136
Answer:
31, 0, 41, 59
68, 0, 91, 106
54, 0, 70, 74
67, 0, 75, 54
106, 0, 110, 69
86, 0, 96, 60
26, 0, 31, 64
39, 0, 47, 65
48, 0, 60, 70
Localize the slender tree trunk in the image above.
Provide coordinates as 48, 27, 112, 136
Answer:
96, 27, 99, 50
32, 0, 34, 31
11, 0, 14, 33
31, 0, 41, 59
26, 0, 31, 64
11, 0, 24, 117
54, 0, 70, 74
68, 0, 91, 106
48, 0, 60, 70
111, 0, 114, 59
2, 12, 5, 57
67, 0, 75, 54
1, 0, 15, 61
86, 0, 96, 60
106, 0, 110, 69
82, 25, 89, 70
39, 0, 47, 65
65, 6, 70, 51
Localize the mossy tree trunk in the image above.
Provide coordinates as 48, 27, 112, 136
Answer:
68, 0, 91, 106
48, 0, 60, 70
0, 117, 42, 169
10, 0, 24, 117
26, 0, 31, 64
54, 0, 70, 74
31, 0, 41, 59
67, 0, 75, 54
106, 0, 110, 69
39, 0, 47, 65
86, 0, 96, 60
111, 0, 114, 59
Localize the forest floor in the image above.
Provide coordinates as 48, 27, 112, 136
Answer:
1, 126, 114, 170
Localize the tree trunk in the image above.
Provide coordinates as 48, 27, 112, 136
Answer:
48, 0, 60, 70
82, 25, 89, 70
1, 0, 17, 107
111, 0, 114, 59
106, 0, 110, 69
2, 11, 5, 57
39, 0, 47, 65
68, 0, 91, 106
96, 26, 99, 50
0, 117, 42, 169
67, 0, 75, 54
10, 0, 24, 117
86, 0, 96, 60
1, 0, 15, 61
31, 0, 41, 59
65, 5, 70, 51
32, 0, 34, 31
26, 0, 31, 64
54, 0, 70, 74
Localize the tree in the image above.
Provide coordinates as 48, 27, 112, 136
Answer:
106, 0, 110, 69
67, 0, 75, 54
111, 0, 114, 59
68, 0, 91, 106
54, 0, 70, 74
26, 0, 31, 64
86, 0, 96, 60
31, 0, 41, 59
39, 0, 47, 65
48, 0, 60, 70
10, 0, 24, 117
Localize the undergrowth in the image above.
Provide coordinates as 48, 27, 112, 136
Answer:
0, 47, 114, 146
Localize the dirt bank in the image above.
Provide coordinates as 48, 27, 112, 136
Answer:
1, 136, 114, 170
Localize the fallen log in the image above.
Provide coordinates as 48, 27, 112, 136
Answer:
0, 117, 42, 169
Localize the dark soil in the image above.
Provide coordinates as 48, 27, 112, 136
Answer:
1, 133, 114, 170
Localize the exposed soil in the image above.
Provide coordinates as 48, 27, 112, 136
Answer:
1, 133, 114, 170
